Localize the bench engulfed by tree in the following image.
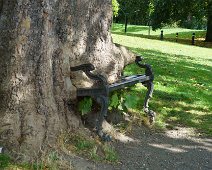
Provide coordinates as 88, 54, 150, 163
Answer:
70, 56, 156, 141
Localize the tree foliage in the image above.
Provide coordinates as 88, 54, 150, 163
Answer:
151, 0, 206, 29
151, 0, 212, 41
112, 0, 120, 17
114, 0, 212, 41
116, 0, 151, 25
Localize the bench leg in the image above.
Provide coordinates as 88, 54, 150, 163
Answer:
95, 95, 111, 141
143, 81, 156, 124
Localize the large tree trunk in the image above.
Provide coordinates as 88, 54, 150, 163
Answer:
205, 1, 212, 42
0, 0, 134, 160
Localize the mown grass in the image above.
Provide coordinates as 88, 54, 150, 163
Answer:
112, 23, 212, 48
112, 23, 204, 36
112, 33, 212, 136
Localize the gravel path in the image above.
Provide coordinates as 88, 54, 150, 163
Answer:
70, 126, 212, 170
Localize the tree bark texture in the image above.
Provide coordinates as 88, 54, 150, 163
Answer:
0, 0, 134, 160
206, 1, 212, 42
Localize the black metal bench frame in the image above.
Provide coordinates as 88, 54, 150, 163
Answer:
70, 56, 156, 141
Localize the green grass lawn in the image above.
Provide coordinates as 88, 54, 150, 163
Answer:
112, 23, 211, 48
112, 23, 205, 36
112, 33, 212, 136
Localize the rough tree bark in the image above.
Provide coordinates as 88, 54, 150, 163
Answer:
0, 0, 134, 160
205, 1, 212, 42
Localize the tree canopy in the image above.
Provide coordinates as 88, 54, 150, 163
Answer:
151, 0, 207, 29
112, 0, 120, 17
116, 0, 151, 25
114, 0, 212, 42
151, 0, 212, 41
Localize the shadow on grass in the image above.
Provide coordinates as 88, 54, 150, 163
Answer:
151, 90, 212, 135
123, 48, 212, 136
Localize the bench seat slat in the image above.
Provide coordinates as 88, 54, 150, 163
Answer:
109, 75, 149, 92
76, 75, 150, 95
121, 74, 143, 80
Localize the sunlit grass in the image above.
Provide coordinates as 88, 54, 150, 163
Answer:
111, 23, 212, 48
112, 33, 212, 136
112, 23, 204, 36
112, 34, 212, 60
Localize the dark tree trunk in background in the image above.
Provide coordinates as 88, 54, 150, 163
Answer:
206, 1, 212, 42
0, 0, 134, 160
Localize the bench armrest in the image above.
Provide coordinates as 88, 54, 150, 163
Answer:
135, 55, 144, 62
70, 63, 108, 85
135, 55, 154, 80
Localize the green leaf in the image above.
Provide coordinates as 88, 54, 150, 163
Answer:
78, 97, 92, 115
124, 94, 139, 109
112, 0, 119, 17
110, 93, 119, 108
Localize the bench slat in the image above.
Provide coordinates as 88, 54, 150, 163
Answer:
109, 75, 149, 92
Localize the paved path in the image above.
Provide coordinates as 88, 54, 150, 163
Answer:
70, 126, 212, 170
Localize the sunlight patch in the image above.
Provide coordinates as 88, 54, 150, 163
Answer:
149, 143, 187, 153
102, 120, 137, 143
165, 127, 196, 139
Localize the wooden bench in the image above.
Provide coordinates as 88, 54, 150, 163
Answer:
70, 56, 156, 141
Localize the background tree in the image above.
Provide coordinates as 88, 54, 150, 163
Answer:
116, 0, 151, 25
205, 0, 212, 41
0, 0, 134, 160
151, 0, 212, 42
